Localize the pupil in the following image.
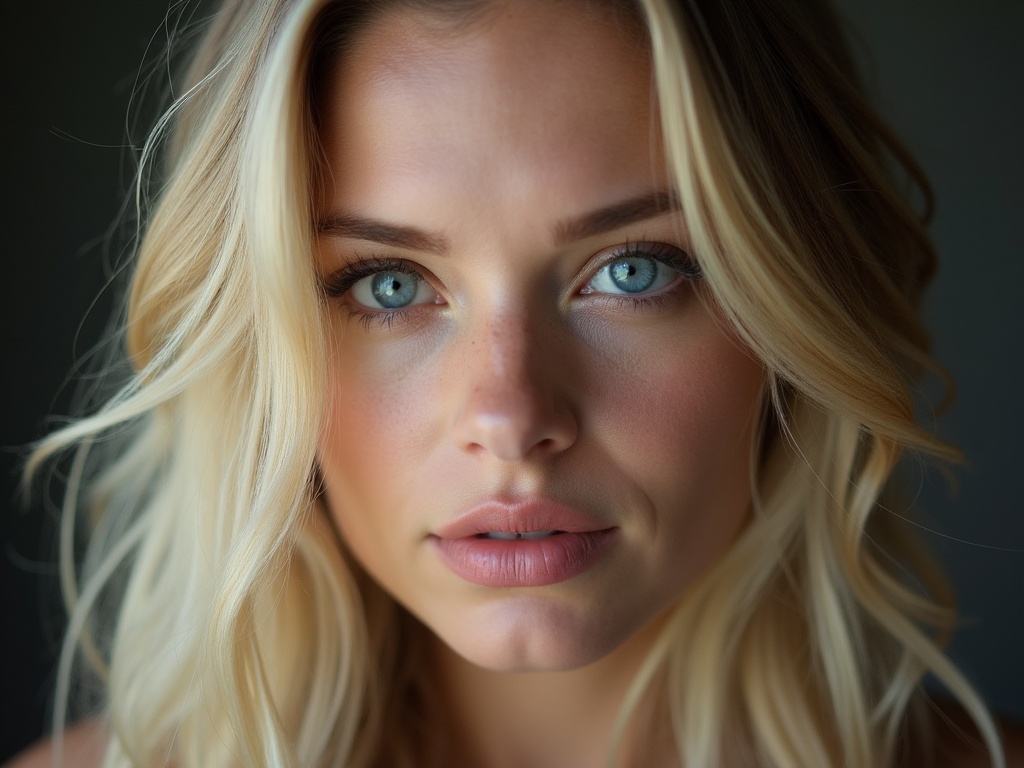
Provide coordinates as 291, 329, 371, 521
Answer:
371, 272, 417, 308
610, 257, 656, 293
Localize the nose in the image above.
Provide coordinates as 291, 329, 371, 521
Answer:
450, 311, 578, 461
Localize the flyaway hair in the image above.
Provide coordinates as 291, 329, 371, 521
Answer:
28, 0, 1004, 766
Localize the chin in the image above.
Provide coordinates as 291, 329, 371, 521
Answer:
428, 594, 646, 673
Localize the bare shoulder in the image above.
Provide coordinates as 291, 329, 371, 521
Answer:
930, 701, 1024, 768
3, 720, 107, 768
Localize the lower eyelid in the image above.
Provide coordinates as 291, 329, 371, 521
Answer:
351, 308, 411, 332
615, 294, 668, 310
339, 286, 445, 334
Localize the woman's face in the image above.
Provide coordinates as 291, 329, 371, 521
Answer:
314, 1, 764, 672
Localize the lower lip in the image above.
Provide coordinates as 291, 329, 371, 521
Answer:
431, 530, 617, 587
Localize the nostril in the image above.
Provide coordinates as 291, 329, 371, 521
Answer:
449, 356, 578, 460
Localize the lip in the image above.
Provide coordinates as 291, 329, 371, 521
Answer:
430, 500, 618, 587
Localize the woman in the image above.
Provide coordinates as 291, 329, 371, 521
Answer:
11, 0, 1021, 765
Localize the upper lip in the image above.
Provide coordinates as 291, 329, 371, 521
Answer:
433, 498, 613, 539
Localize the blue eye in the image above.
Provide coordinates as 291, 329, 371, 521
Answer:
584, 244, 698, 296
604, 257, 658, 293
349, 268, 436, 310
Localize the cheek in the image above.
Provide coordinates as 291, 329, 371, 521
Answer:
588, 312, 764, 528
320, 329, 447, 466
589, 313, 765, 475
638, 345, 760, 477
316, 343, 442, 551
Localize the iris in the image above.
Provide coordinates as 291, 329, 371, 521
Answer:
607, 257, 657, 293
371, 272, 418, 308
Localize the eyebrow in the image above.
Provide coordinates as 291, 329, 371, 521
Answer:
553, 189, 681, 246
315, 189, 680, 254
315, 213, 450, 255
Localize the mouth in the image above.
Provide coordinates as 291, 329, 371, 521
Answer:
431, 500, 617, 587
475, 530, 563, 540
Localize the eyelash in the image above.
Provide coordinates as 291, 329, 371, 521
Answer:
322, 255, 417, 297
321, 243, 702, 329
605, 241, 701, 312
600, 240, 702, 290
619, 240, 701, 276
321, 255, 421, 330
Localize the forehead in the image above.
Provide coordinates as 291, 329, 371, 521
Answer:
318, 2, 653, 141
331, 1, 648, 85
315, 1, 661, 230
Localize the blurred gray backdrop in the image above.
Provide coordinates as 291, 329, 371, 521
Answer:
834, 0, 1024, 721
2, 0, 1021, 761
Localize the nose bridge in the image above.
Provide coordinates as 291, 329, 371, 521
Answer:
451, 304, 576, 461
481, 307, 535, 388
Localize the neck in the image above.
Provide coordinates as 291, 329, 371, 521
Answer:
427, 617, 674, 768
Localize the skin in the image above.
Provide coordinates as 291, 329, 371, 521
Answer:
312, 2, 764, 764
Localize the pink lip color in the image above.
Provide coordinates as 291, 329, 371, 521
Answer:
430, 500, 617, 587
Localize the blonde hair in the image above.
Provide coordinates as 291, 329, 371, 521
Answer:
28, 0, 1004, 766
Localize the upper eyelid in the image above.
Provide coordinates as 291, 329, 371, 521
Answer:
320, 255, 430, 298
321, 239, 695, 297
580, 240, 697, 280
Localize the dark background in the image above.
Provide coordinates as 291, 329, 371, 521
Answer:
2, 0, 1022, 761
